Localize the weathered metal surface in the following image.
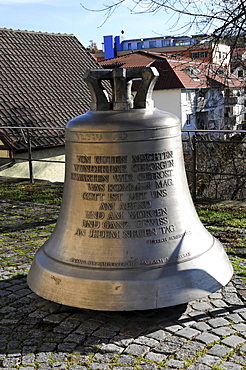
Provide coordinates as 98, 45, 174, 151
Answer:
27, 67, 233, 311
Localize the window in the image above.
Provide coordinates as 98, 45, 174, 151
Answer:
216, 51, 222, 59
190, 51, 207, 59
174, 39, 191, 46
127, 43, 132, 50
149, 40, 156, 48
161, 39, 171, 47
137, 42, 144, 49
238, 70, 244, 78
186, 114, 192, 125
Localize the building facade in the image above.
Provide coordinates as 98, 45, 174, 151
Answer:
96, 34, 230, 68
100, 51, 244, 134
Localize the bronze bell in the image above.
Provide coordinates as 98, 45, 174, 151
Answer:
27, 67, 233, 311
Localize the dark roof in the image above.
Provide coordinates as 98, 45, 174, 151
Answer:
100, 51, 243, 90
0, 28, 100, 151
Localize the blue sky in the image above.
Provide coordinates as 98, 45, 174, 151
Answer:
0, 0, 194, 49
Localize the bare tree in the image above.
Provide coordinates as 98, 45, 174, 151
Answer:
80, 0, 246, 48
86, 40, 99, 53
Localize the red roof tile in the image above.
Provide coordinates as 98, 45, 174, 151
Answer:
99, 51, 243, 90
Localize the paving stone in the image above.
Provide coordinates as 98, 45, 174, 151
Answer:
176, 326, 200, 339
227, 353, 246, 364
69, 354, 90, 364
191, 322, 211, 332
221, 335, 245, 348
2, 357, 21, 367
88, 363, 111, 369
35, 353, 52, 362
138, 361, 158, 370
124, 343, 150, 356
68, 366, 87, 370
116, 354, 136, 365
207, 344, 232, 356
112, 336, 133, 347
211, 327, 236, 337
240, 343, 246, 353
146, 329, 171, 340
219, 362, 244, 369
153, 336, 185, 354
227, 313, 245, 324
39, 343, 57, 352
133, 336, 159, 347
65, 333, 85, 344
145, 352, 166, 362
92, 328, 116, 339
211, 299, 229, 308
93, 353, 115, 362
196, 332, 220, 344
57, 342, 77, 351
21, 354, 35, 365
51, 353, 68, 362
37, 363, 51, 370
186, 363, 211, 370
197, 353, 221, 366
175, 341, 205, 360
191, 302, 212, 311
165, 358, 186, 368
100, 343, 124, 354
233, 323, 246, 332
207, 317, 230, 328
51, 362, 67, 369
209, 292, 223, 299
223, 293, 244, 305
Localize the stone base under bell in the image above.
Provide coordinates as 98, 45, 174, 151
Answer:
27, 238, 233, 311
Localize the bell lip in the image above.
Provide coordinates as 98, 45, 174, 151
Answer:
27, 239, 233, 311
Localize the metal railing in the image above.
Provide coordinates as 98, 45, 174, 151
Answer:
182, 129, 246, 201
1, 127, 245, 201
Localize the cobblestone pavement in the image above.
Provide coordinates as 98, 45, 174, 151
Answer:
0, 200, 246, 369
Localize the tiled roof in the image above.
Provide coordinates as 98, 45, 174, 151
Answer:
100, 52, 158, 68
100, 51, 243, 90
0, 28, 100, 151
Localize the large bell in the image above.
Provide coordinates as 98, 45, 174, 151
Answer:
27, 67, 233, 311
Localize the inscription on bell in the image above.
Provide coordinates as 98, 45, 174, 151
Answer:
70, 149, 177, 263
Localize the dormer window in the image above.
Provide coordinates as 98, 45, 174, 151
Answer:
182, 66, 200, 81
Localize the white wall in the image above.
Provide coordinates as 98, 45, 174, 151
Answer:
153, 89, 181, 121
0, 146, 65, 183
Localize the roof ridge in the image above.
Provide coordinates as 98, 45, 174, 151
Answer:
0, 28, 74, 37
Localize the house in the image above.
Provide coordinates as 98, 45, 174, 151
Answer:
96, 34, 231, 68
0, 28, 101, 182
100, 51, 244, 133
